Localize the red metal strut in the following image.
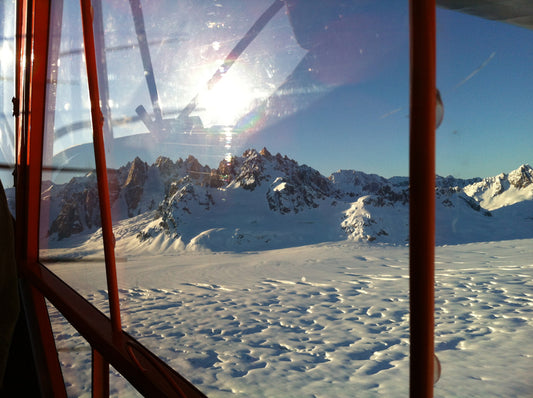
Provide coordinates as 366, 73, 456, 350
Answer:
79, 0, 122, 334
409, 0, 437, 397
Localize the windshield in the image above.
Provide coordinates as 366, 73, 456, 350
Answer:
2, 0, 530, 397
45, 0, 408, 181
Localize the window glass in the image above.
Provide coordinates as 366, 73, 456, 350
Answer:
435, 8, 533, 397
47, 301, 143, 397
19, 0, 533, 395
0, 0, 15, 190
43, 0, 413, 395
38, 1, 533, 397
39, 0, 110, 315
46, 300, 92, 397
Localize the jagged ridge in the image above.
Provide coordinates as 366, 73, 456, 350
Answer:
41, 151, 533, 249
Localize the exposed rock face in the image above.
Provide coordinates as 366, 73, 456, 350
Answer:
267, 177, 318, 214
227, 149, 267, 191
156, 182, 215, 237
47, 174, 100, 240
436, 175, 482, 189
122, 157, 149, 216
45, 154, 212, 239
259, 152, 333, 214
154, 156, 175, 176
508, 164, 533, 189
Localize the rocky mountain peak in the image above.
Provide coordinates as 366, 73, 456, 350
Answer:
154, 156, 176, 176
259, 147, 273, 158
229, 149, 268, 190
42, 153, 533, 246
183, 155, 210, 175
436, 175, 482, 189
122, 157, 149, 214
47, 173, 100, 240
508, 164, 533, 189
124, 157, 148, 187
329, 169, 392, 199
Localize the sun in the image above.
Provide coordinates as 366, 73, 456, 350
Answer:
196, 67, 258, 127
0, 42, 13, 72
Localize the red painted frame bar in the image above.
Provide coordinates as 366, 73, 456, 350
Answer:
24, 262, 206, 397
18, 281, 67, 398
14, 0, 24, 154
15, 0, 68, 396
409, 1, 436, 397
14, 0, 205, 396
12, 0, 439, 396
92, 349, 110, 397
79, 0, 122, 334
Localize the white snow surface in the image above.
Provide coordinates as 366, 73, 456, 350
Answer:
44, 239, 533, 397
11, 159, 531, 396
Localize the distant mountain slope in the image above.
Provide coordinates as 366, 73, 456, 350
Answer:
32, 150, 533, 251
463, 164, 533, 211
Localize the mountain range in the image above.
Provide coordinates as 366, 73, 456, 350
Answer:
35, 148, 533, 252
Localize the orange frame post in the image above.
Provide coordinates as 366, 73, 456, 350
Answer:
14, 0, 207, 395
92, 349, 110, 397
15, 0, 68, 396
409, 0, 437, 397
12, 0, 440, 395
79, 0, 122, 335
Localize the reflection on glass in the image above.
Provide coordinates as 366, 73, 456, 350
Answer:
35, 0, 532, 396
0, 0, 15, 188
39, 0, 110, 316
434, 6, 533, 398
40, 2, 412, 395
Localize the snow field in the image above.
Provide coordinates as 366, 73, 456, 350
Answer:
45, 240, 532, 397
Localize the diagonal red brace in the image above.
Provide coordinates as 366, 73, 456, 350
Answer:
80, 0, 122, 334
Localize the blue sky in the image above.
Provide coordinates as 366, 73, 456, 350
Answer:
2, 1, 532, 183
434, 9, 533, 179
239, 4, 533, 179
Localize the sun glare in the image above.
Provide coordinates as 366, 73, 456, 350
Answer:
197, 69, 258, 127
0, 42, 12, 71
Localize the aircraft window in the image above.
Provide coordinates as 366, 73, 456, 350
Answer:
434, 8, 533, 396
38, 0, 112, 330
25, 0, 533, 396
46, 301, 94, 397
46, 300, 144, 397
0, 0, 15, 189
40, 1, 413, 395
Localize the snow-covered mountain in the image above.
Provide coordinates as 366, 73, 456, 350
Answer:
463, 164, 533, 210
36, 149, 533, 251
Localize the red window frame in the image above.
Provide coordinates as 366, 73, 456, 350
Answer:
13, 0, 437, 396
